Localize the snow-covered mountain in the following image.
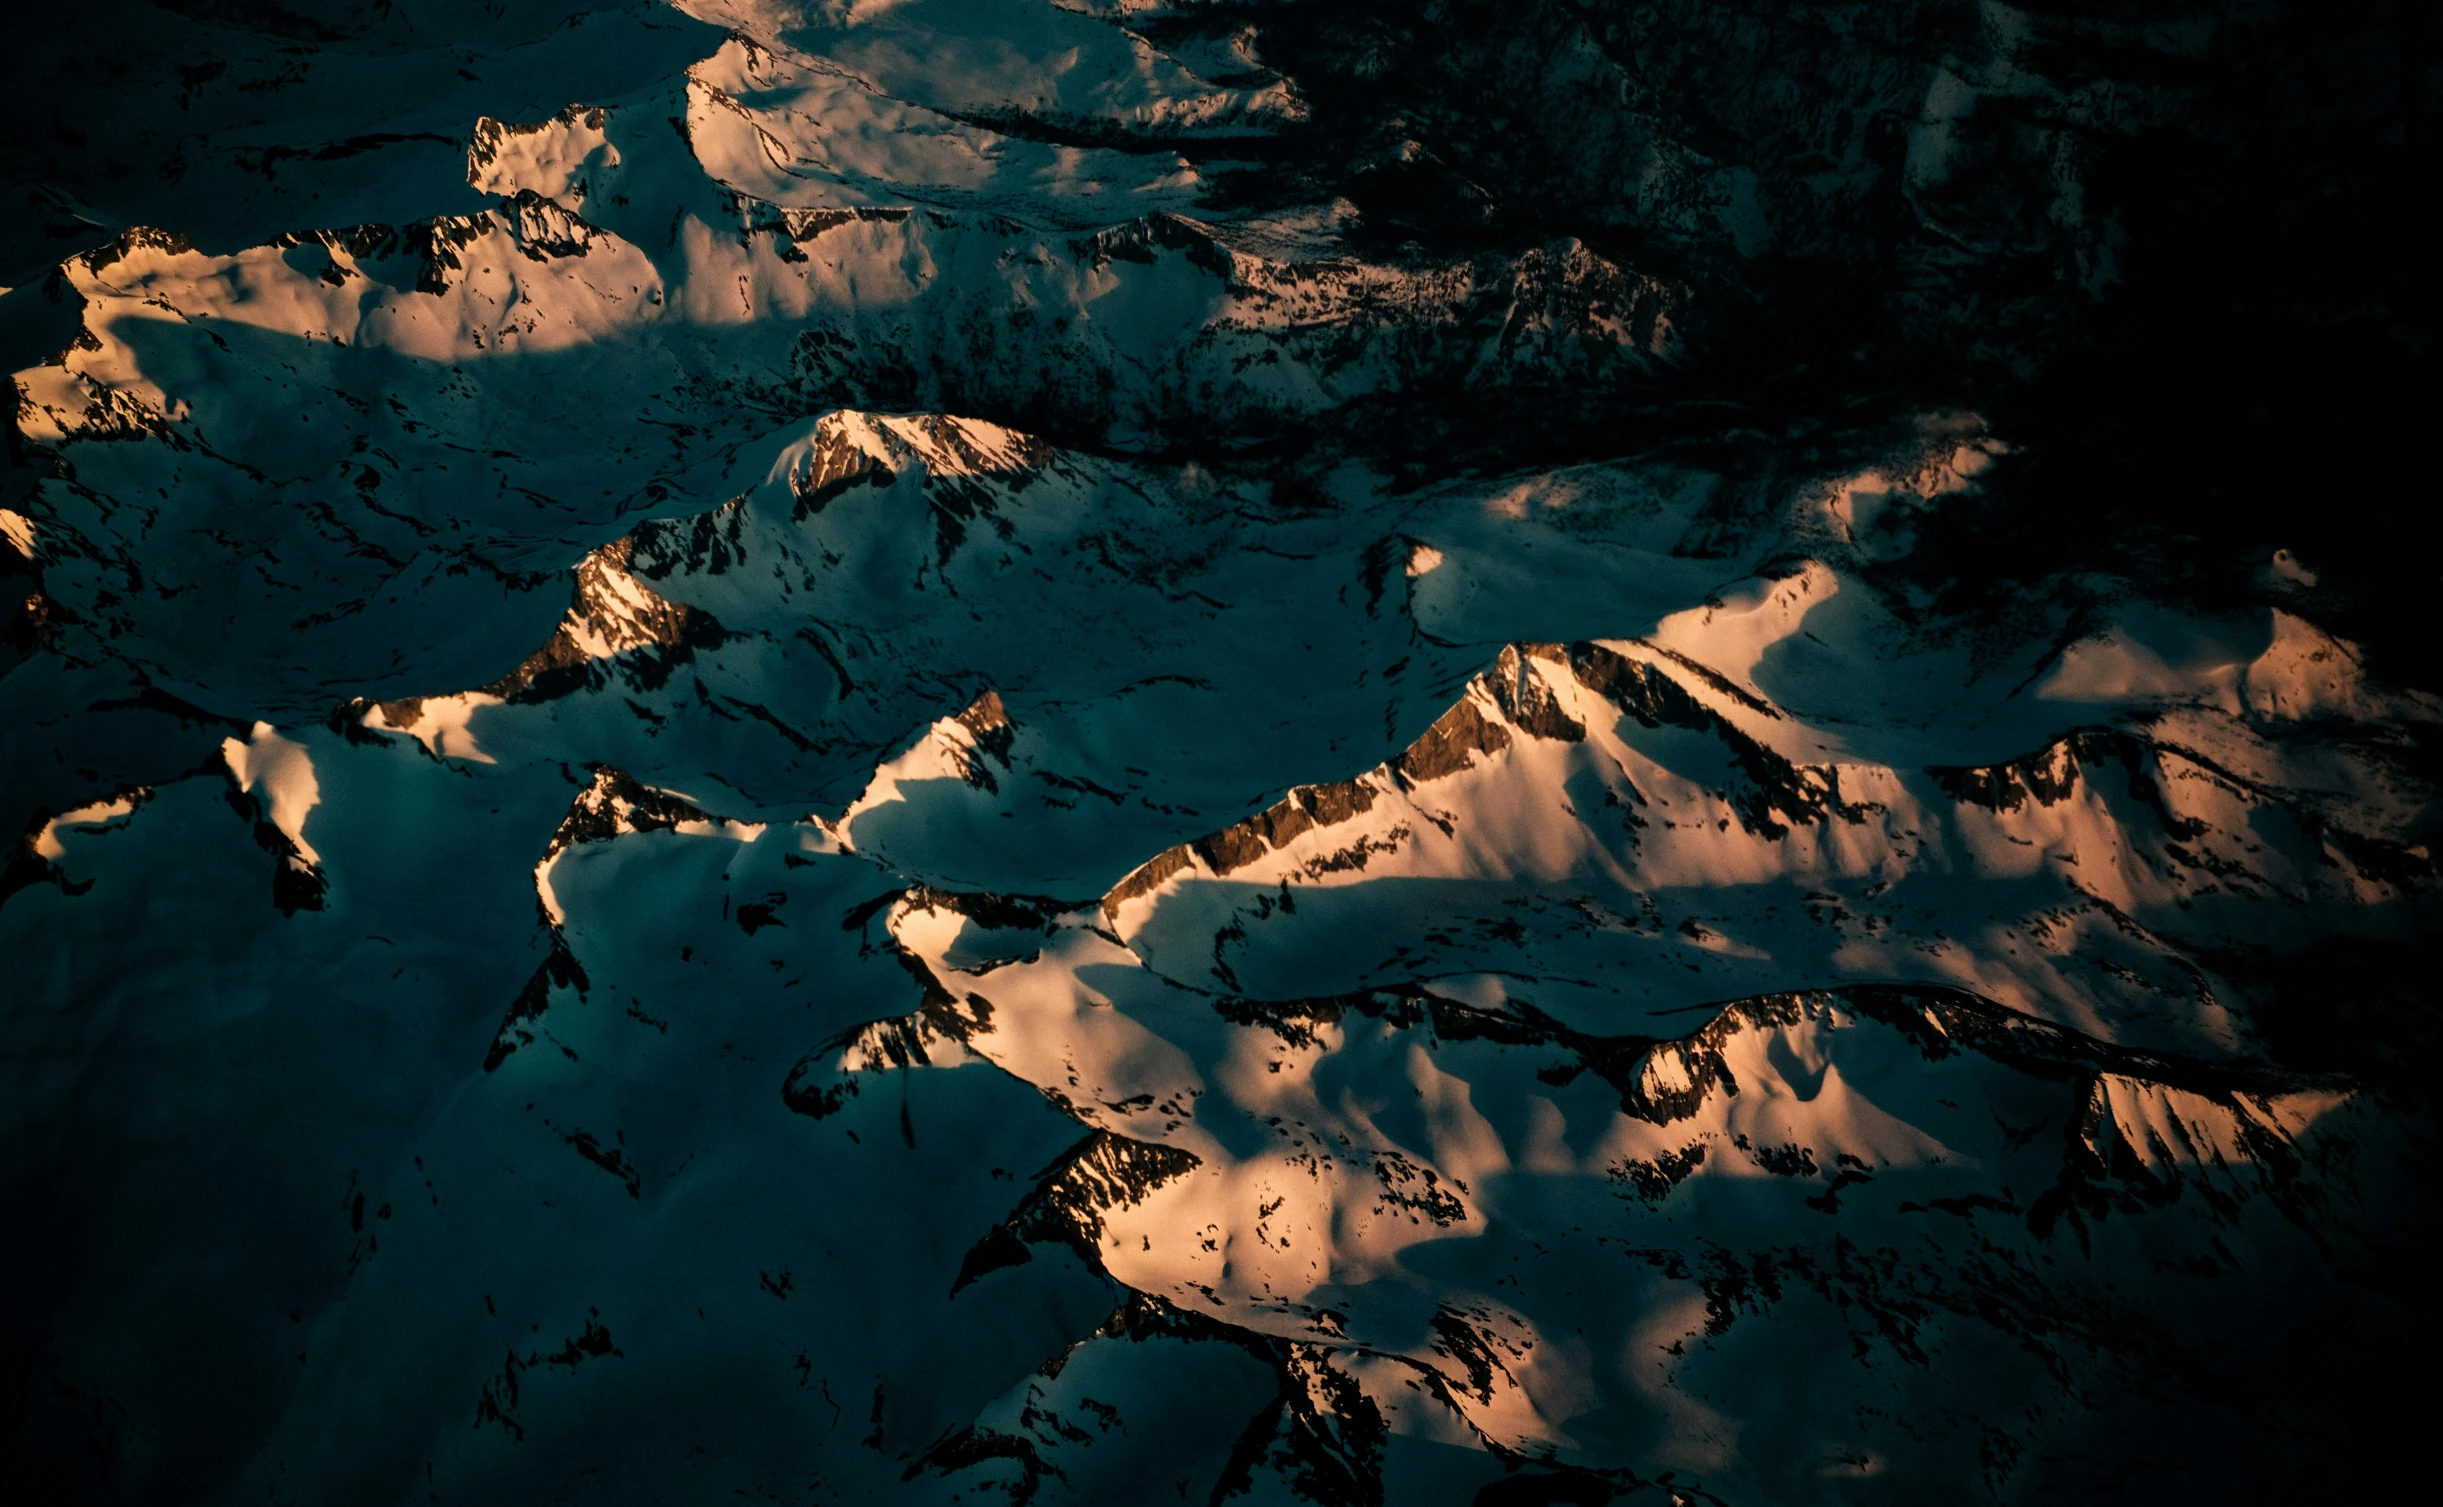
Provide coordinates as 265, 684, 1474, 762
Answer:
4, 2, 2435, 1503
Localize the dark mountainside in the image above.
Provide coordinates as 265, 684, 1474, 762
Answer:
4, 3, 2437, 1504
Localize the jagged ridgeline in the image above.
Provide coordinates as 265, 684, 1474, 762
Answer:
2, 2, 2434, 1505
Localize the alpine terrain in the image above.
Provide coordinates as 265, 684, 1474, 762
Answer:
3, 2, 2436, 1503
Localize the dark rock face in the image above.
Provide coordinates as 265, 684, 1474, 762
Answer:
2, 3, 2435, 1505
1149, 0, 2439, 671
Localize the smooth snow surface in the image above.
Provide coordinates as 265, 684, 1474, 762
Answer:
2, 3, 2434, 1504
